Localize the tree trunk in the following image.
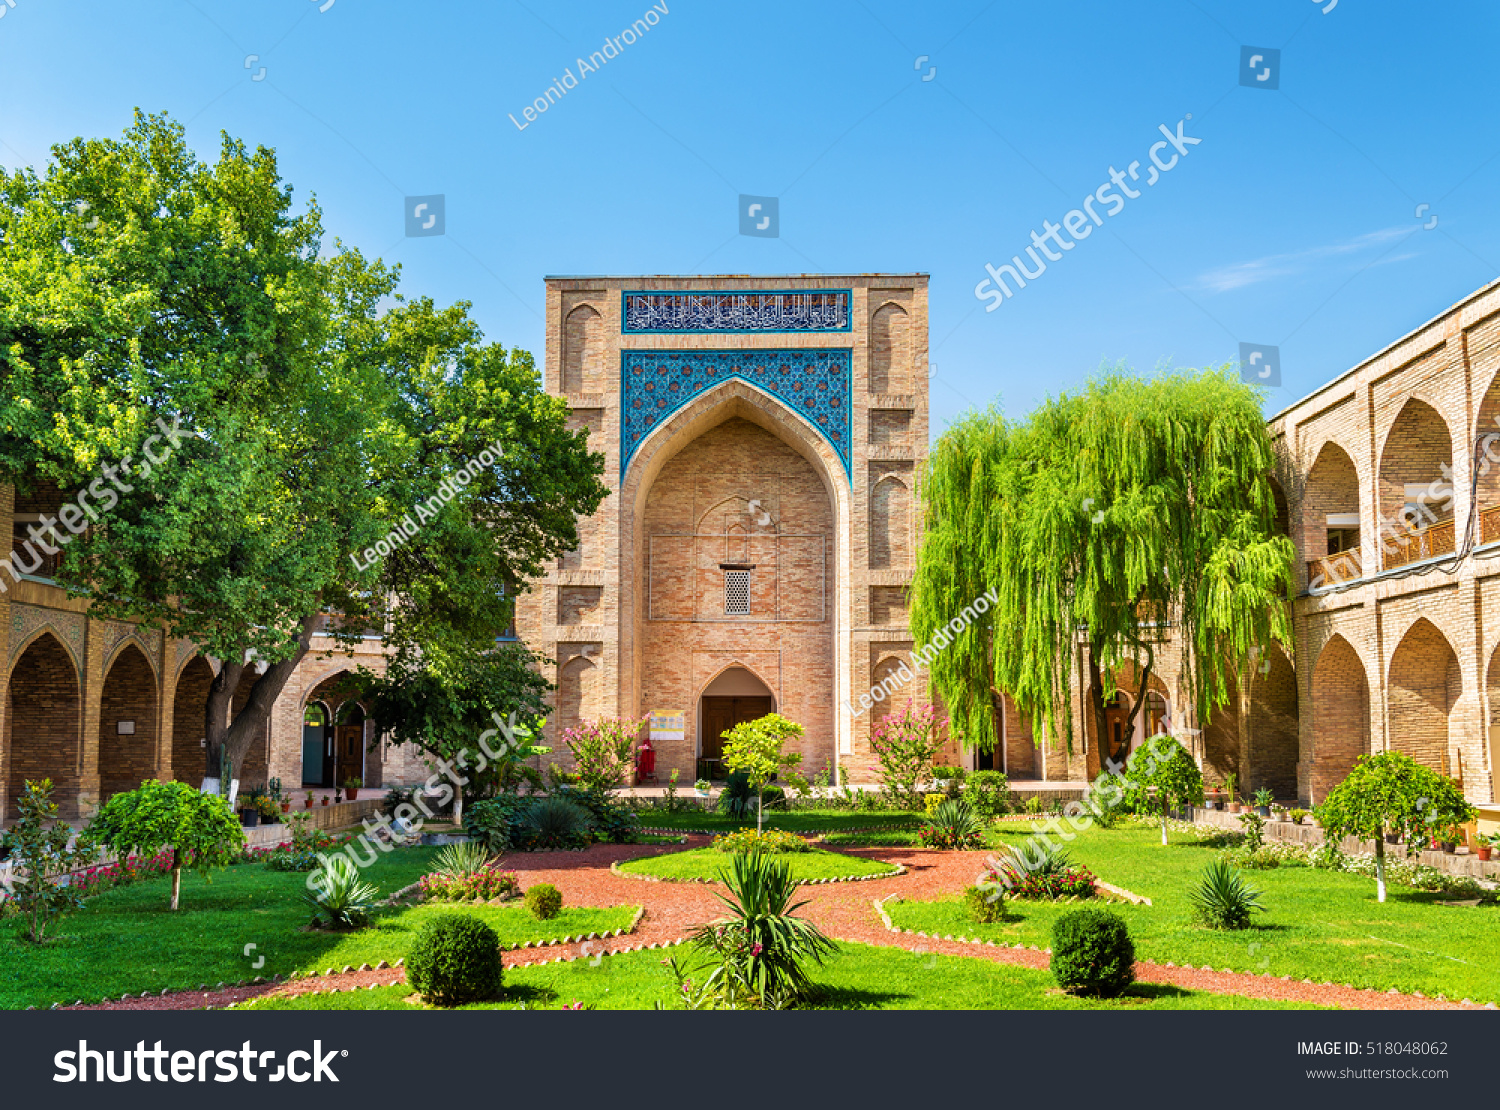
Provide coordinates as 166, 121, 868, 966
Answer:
202, 612, 323, 794
1374, 828, 1387, 903
756, 788, 764, 834
1161, 795, 1169, 846
170, 848, 182, 911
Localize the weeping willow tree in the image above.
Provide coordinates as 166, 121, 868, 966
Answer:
910, 366, 1295, 768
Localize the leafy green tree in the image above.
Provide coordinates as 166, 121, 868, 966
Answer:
0, 779, 98, 942
89, 780, 245, 910
357, 647, 553, 823
910, 367, 1294, 770
0, 112, 606, 789
1316, 752, 1476, 903
721, 713, 805, 833
562, 716, 647, 795
1123, 735, 1204, 845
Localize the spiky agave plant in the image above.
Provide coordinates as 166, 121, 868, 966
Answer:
690, 851, 837, 1009
919, 798, 986, 848
1189, 859, 1266, 929
431, 840, 492, 879
304, 855, 380, 929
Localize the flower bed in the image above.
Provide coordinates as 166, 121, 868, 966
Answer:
984, 859, 1098, 900
711, 828, 810, 854
417, 868, 522, 903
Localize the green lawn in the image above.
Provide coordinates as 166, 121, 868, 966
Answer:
887, 824, 1500, 1003
617, 846, 899, 883
634, 809, 923, 833
242, 940, 1326, 1010
0, 847, 636, 1010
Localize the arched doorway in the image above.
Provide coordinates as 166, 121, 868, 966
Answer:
1309, 634, 1369, 802
1377, 398, 1456, 569
333, 701, 368, 789
1388, 618, 1461, 776
5, 633, 82, 818
99, 644, 159, 801
302, 703, 328, 786
697, 666, 775, 780
171, 656, 213, 785
1247, 644, 1298, 799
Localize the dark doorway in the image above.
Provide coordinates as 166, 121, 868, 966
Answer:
700, 696, 774, 767
302, 704, 326, 786
333, 702, 366, 788
976, 745, 995, 771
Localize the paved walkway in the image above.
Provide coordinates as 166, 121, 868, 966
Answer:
62, 837, 1494, 1012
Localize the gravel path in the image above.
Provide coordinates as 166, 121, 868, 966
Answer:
56, 839, 1492, 1012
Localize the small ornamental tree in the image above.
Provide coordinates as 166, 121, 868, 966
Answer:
562, 717, 648, 795
0, 779, 98, 942
89, 780, 246, 910
1316, 752, 1476, 903
869, 701, 948, 810
721, 713, 805, 833
1122, 735, 1204, 845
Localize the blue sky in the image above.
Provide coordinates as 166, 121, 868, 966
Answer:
2, 0, 1498, 436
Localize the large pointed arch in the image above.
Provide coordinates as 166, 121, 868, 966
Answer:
1387, 617, 1461, 776
1377, 397, 1456, 570
4, 631, 82, 819
1308, 633, 1370, 802
1302, 440, 1362, 587
620, 378, 852, 768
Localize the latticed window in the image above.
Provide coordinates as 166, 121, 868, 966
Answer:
724, 570, 750, 616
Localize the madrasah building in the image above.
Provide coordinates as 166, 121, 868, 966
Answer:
516, 273, 1500, 808
3, 272, 1497, 825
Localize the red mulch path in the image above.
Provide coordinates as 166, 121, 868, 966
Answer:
60, 838, 1490, 1012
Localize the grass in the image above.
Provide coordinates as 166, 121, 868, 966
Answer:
633, 809, 923, 833
887, 823, 1500, 1003
617, 846, 898, 882
822, 831, 921, 847
0, 846, 636, 1010
241, 940, 1327, 1010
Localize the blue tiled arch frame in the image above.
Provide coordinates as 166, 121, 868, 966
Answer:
620, 348, 853, 483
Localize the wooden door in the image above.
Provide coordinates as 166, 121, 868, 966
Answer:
701, 696, 775, 762
335, 725, 364, 785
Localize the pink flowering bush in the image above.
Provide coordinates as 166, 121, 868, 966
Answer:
418, 868, 521, 903
869, 702, 948, 809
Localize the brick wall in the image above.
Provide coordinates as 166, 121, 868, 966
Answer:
98, 643, 158, 801
5, 633, 81, 817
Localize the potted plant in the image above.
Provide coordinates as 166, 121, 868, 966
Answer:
1225, 774, 1240, 813
1253, 788, 1274, 818
255, 795, 279, 826
1289, 807, 1310, 826
1436, 823, 1460, 854
304, 790, 315, 809
1477, 832, 1496, 861
268, 777, 290, 814
1270, 803, 1288, 822
320, 795, 330, 807
238, 802, 259, 828
694, 778, 711, 798
342, 776, 362, 802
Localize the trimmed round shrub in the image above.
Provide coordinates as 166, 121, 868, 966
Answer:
406, 913, 503, 1006
1050, 908, 1135, 997
964, 883, 1006, 923
525, 882, 563, 920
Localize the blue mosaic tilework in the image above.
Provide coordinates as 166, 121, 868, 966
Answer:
620, 349, 852, 481
621, 290, 851, 333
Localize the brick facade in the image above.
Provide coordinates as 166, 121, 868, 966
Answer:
0, 476, 431, 823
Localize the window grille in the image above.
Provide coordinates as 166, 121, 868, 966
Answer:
724, 570, 750, 616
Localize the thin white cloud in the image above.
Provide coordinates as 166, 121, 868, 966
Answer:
1197, 227, 1413, 293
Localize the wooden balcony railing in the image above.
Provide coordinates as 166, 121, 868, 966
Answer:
1481, 504, 1500, 546
1383, 518, 1456, 571
1307, 547, 1362, 589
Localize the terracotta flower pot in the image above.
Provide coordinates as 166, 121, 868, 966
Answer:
1478, 847, 1492, 861
280, 802, 291, 814
345, 788, 359, 801
304, 798, 313, 808
321, 797, 329, 807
